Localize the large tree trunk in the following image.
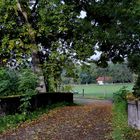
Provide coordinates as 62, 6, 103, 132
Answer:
17, 1, 46, 93
31, 48, 46, 93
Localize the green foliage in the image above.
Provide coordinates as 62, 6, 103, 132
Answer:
18, 69, 38, 95
62, 63, 133, 85
113, 87, 129, 103
112, 101, 128, 140
128, 54, 140, 74
132, 74, 140, 97
0, 113, 25, 133
0, 68, 19, 96
17, 69, 38, 113
0, 68, 38, 113
0, 68, 37, 97
0, 68, 36, 114
19, 95, 32, 113
44, 57, 63, 92
109, 63, 133, 83
128, 54, 140, 97
63, 85, 72, 92
112, 97, 140, 140
0, 0, 139, 91
112, 87, 138, 139
43, 49, 78, 91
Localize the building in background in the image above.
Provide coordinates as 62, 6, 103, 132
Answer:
96, 77, 112, 85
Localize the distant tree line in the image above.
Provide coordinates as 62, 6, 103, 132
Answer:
61, 63, 133, 85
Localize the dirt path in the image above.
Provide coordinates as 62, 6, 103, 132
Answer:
0, 99, 112, 140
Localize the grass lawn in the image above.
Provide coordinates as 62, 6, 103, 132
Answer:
72, 83, 134, 99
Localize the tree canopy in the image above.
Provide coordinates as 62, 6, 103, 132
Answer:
64, 0, 140, 66
0, 0, 139, 91
0, 0, 139, 65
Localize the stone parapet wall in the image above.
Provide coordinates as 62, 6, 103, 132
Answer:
128, 100, 140, 130
0, 92, 73, 115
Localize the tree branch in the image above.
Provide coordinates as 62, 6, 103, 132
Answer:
16, 0, 29, 23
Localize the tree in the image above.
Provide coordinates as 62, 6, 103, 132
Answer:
0, 0, 139, 92
64, 0, 140, 66
71, 63, 133, 84
0, 0, 95, 92
0, 0, 47, 92
108, 63, 133, 83
64, 0, 140, 95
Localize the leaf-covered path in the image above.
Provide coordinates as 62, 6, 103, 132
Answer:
0, 100, 112, 140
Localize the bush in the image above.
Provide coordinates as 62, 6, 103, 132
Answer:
113, 87, 129, 103
0, 68, 38, 96
0, 68, 38, 113
18, 69, 38, 95
18, 69, 38, 113
0, 68, 19, 96
63, 85, 72, 92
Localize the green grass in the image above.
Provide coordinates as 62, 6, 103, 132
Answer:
111, 88, 140, 140
112, 101, 140, 140
112, 101, 128, 140
72, 83, 133, 99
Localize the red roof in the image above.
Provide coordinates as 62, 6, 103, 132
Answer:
96, 76, 112, 82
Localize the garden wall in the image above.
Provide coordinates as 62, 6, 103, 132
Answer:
128, 101, 140, 130
0, 93, 73, 115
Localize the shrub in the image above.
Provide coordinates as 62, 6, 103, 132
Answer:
0, 68, 38, 96
63, 85, 72, 92
113, 87, 129, 103
0, 68, 19, 96
18, 69, 38, 113
0, 68, 38, 113
18, 69, 38, 95
126, 92, 136, 101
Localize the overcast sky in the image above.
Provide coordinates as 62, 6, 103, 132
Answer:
80, 11, 101, 60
